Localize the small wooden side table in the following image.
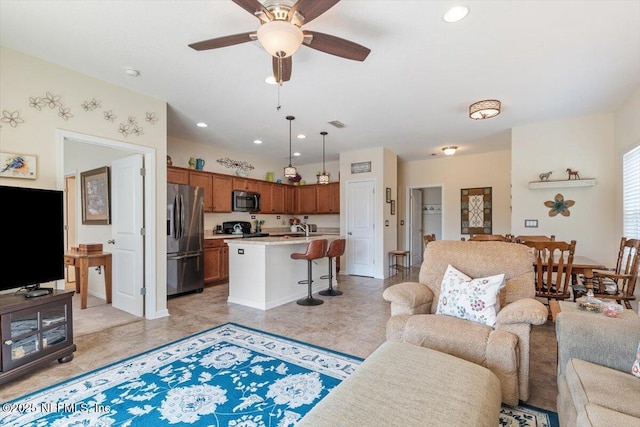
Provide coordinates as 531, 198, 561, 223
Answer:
64, 251, 112, 309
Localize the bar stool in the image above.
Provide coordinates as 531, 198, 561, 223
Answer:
388, 250, 410, 277
291, 239, 328, 306
319, 238, 346, 296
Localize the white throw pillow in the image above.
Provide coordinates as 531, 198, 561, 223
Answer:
436, 264, 505, 328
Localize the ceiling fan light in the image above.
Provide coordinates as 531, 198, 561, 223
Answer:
257, 20, 304, 58
469, 100, 501, 120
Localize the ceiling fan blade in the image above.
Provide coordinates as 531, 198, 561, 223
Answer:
188, 32, 255, 51
272, 56, 292, 82
232, 0, 274, 22
289, 0, 340, 24
303, 31, 371, 61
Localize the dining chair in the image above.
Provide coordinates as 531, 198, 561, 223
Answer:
576, 237, 640, 309
522, 240, 576, 317
423, 233, 436, 246
467, 234, 510, 242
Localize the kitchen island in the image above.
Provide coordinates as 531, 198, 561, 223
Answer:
225, 235, 341, 310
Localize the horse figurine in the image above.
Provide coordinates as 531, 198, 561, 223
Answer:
566, 168, 580, 180
539, 171, 552, 181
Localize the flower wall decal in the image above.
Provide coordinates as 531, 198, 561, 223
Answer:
103, 110, 116, 122
544, 193, 575, 217
145, 112, 158, 124
216, 158, 255, 171
1, 110, 25, 128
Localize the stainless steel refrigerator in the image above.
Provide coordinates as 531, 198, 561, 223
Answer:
167, 183, 204, 297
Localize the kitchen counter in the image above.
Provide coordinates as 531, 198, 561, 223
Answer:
225, 236, 342, 310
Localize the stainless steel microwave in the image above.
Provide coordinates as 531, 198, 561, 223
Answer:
232, 190, 260, 212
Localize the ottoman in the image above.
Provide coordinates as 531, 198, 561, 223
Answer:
298, 341, 502, 427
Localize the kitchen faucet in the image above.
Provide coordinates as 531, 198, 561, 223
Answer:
295, 223, 310, 237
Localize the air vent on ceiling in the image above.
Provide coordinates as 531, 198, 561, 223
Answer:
328, 120, 347, 129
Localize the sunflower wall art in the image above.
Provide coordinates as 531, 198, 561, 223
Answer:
544, 193, 574, 217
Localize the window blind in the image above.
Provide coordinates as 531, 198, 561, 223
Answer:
623, 145, 640, 239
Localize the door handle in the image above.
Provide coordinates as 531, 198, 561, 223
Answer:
107, 239, 115, 244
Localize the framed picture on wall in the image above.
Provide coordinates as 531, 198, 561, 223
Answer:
81, 166, 111, 225
0, 152, 37, 179
460, 187, 492, 234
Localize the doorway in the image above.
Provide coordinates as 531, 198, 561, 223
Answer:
64, 175, 77, 284
408, 185, 443, 266
56, 129, 158, 319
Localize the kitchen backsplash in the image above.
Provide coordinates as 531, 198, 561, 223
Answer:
204, 212, 339, 234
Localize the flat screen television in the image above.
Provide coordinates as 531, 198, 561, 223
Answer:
0, 185, 64, 293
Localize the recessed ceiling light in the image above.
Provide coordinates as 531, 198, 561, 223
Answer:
293, 152, 301, 157
196, 122, 208, 128
265, 76, 277, 84
254, 139, 263, 144
443, 6, 469, 23
123, 67, 140, 77
297, 134, 305, 139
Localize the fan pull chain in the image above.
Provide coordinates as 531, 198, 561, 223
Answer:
276, 56, 283, 111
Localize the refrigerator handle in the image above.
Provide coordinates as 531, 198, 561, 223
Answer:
180, 194, 185, 239
172, 194, 179, 239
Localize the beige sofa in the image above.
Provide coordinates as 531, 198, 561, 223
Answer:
556, 301, 640, 427
383, 240, 548, 406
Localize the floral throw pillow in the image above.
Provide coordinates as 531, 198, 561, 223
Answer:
436, 265, 505, 328
633, 342, 640, 378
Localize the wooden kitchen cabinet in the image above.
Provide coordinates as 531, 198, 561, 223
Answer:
271, 184, 286, 214
257, 181, 273, 213
316, 182, 340, 213
167, 166, 189, 185
211, 174, 232, 213
233, 177, 258, 192
189, 171, 213, 212
204, 239, 229, 285
296, 185, 317, 214
285, 185, 296, 214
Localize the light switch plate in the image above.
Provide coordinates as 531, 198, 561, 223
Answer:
524, 219, 538, 228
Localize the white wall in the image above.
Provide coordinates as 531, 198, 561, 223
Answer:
511, 114, 616, 265
0, 47, 168, 318
399, 150, 512, 246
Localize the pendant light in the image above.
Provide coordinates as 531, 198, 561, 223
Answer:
283, 115, 297, 178
317, 131, 330, 185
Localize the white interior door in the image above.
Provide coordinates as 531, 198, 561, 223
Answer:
110, 154, 144, 316
346, 180, 375, 276
410, 189, 423, 265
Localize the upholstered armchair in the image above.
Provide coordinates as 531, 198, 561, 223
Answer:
383, 240, 548, 406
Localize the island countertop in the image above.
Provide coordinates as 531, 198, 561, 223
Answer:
224, 235, 342, 246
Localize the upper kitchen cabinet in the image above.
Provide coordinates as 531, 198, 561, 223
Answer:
285, 185, 296, 214
189, 171, 213, 212
272, 184, 286, 214
167, 166, 189, 185
296, 185, 317, 214
233, 177, 258, 192
257, 181, 273, 213
211, 174, 232, 213
316, 182, 340, 214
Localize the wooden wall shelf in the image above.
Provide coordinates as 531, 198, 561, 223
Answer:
528, 178, 596, 189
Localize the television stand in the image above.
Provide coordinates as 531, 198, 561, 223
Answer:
0, 290, 76, 385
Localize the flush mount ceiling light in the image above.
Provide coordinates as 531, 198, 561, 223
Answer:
442, 146, 458, 156
283, 115, 297, 178
469, 100, 501, 120
196, 122, 208, 128
123, 67, 140, 77
257, 20, 304, 59
443, 6, 469, 23
317, 131, 330, 185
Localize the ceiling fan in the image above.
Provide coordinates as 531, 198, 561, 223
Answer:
188, 0, 371, 82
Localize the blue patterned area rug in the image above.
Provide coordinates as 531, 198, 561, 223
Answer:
1, 323, 558, 426
501, 403, 559, 427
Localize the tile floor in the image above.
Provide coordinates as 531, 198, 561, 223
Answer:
0, 268, 558, 412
